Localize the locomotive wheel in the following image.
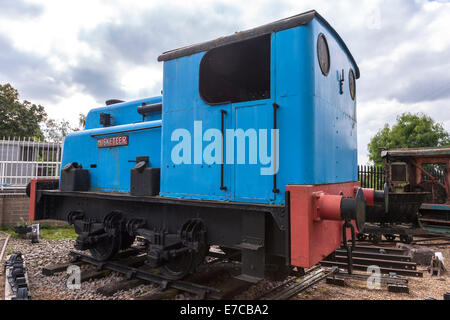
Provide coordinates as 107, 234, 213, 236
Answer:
357, 233, 368, 241
400, 235, 413, 244
89, 234, 121, 261
160, 248, 195, 280
160, 245, 207, 280
369, 234, 381, 244
384, 234, 396, 242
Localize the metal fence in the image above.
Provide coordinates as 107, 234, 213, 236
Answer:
358, 165, 385, 190
421, 163, 446, 184
0, 137, 63, 190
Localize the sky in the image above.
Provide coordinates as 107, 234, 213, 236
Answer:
0, 0, 449, 164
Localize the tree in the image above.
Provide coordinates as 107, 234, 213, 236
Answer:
368, 112, 450, 165
78, 113, 86, 129
1, 82, 87, 142
43, 113, 87, 142
0, 83, 47, 139
43, 119, 74, 142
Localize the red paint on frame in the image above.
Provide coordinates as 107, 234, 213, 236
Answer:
288, 181, 361, 268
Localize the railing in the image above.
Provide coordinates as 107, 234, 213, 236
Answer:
421, 164, 446, 184
0, 137, 63, 190
358, 165, 385, 190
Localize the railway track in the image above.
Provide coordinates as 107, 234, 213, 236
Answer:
356, 233, 450, 247
40, 247, 248, 300
69, 250, 223, 299
256, 266, 337, 300
0, 234, 11, 275
41, 251, 412, 301
411, 235, 450, 246
38, 236, 436, 300
321, 245, 424, 277
39, 246, 339, 300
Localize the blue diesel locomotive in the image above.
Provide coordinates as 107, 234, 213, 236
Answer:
29, 10, 382, 281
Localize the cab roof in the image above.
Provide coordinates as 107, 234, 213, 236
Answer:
381, 147, 450, 159
157, 10, 360, 79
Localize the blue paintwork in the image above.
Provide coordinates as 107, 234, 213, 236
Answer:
85, 97, 162, 130
420, 203, 450, 211
61, 16, 358, 204
160, 18, 358, 204
419, 203, 450, 235
311, 20, 358, 184
62, 98, 162, 192
421, 226, 450, 235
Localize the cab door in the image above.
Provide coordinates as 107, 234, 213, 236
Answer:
232, 33, 280, 203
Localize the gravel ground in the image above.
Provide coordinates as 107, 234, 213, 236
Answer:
296, 242, 450, 301
235, 242, 450, 300
1, 235, 159, 300
1, 234, 449, 300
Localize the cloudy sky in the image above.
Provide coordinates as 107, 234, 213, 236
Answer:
1, 0, 449, 163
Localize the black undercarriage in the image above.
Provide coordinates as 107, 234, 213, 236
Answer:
34, 189, 291, 282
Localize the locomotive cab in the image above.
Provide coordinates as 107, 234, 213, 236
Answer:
376, 148, 450, 234
390, 162, 409, 192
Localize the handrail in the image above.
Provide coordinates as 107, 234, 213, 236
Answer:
220, 110, 227, 191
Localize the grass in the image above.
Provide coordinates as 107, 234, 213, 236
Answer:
0, 224, 77, 240
0, 226, 17, 237
40, 225, 77, 240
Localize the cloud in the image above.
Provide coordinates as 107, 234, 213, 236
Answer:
70, 61, 127, 101
349, 0, 450, 106
69, 2, 245, 101
78, 3, 243, 67
386, 50, 450, 103
0, 0, 43, 18
0, 34, 67, 102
